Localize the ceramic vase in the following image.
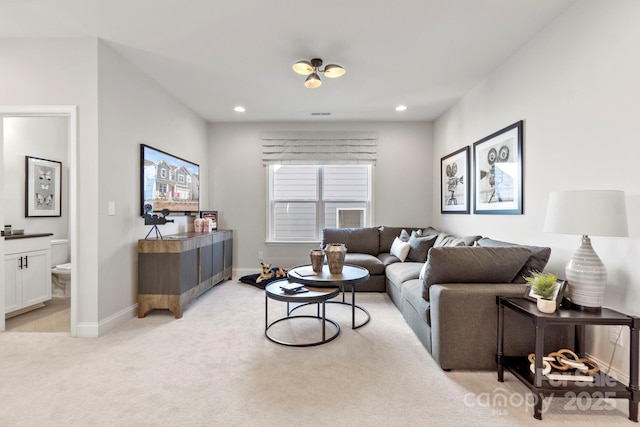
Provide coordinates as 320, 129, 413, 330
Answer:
537, 298, 556, 314
310, 249, 324, 273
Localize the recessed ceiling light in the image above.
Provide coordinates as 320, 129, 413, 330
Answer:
395, 105, 407, 112
234, 106, 246, 113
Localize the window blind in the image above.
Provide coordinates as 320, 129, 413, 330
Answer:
262, 131, 378, 165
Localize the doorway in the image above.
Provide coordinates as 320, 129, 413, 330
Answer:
0, 106, 78, 336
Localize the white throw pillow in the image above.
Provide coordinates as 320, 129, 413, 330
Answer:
419, 261, 428, 280
390, 237, 411, 262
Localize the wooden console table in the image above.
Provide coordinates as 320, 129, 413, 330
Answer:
137, 230, 233, 318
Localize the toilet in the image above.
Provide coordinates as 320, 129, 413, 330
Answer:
51, 239, 71, 298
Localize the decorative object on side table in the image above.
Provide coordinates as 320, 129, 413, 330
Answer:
544, 190, 628, 311
310, 249, 324, 273
142, 204, 174, 239
324, 243, 347, 274
524, 271, 564, 314
200, 211, 217, 230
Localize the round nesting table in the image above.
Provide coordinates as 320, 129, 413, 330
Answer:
265, 280, 341, 347
287, 264, 371, 329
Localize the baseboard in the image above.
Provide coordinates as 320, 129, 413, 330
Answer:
587, 352, 629, 384
75, 303, 138, 337
233, 268, 256, 278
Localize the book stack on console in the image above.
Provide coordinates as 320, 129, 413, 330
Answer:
280, 282, 309, 294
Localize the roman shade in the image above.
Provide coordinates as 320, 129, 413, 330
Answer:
262, 131, 378, 165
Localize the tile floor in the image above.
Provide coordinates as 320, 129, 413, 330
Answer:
4, 298, 70, 333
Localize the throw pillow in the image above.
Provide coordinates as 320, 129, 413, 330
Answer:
421, 246, 532, 300
390, 237, 411, 262
419, 261, 428, 280
399, 229, 411, 242
475, 237, 552, 283
434, 232, 482, 247
407, 231, 438, 262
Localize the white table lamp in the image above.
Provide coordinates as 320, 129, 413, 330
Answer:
544, 190, 628, 311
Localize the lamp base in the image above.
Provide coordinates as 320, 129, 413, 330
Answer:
565, 235, 607, 309
562, 298, 602, 313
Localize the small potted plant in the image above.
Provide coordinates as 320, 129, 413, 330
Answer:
525, 271, 558, 313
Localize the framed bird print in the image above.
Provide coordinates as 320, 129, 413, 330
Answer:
25, 156, 62, 217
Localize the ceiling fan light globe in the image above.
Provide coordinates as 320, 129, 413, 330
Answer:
292, 60, 313, 75
323, 64, 346, 78
304, 73, 322, 89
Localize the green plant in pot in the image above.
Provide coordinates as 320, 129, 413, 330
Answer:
525, 271, 558, 313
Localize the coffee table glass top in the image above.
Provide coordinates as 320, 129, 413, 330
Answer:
287, 264, 369, 287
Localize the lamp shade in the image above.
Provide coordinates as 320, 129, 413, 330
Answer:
292, 60, 313, 75
304, 73, 322, 89
323, 64, 346, 78
544, 190, 628, 237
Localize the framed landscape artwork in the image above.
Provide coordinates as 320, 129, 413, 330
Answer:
25, 156, 62, 217
440, 146, 470, 214
473, 121, 524, 215
140, 144, 200, 216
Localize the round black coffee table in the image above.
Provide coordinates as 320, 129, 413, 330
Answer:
265, 280, 341, 347
287, 264, 371, 329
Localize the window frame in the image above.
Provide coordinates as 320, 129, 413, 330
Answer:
266, 164, 373, 243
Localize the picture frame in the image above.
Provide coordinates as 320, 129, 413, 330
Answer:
200, 210, 218, 230
525, 279, 566, 303
25, 156, 62, 217
473, 121, 523, 214
140, 144, 200, 216
441, 146, 470, 214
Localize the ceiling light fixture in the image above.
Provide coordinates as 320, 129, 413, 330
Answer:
395, 105, 407, 111
292, 58, 345, 89
234, 106, 246, 113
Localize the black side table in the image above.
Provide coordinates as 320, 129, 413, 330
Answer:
497, 297, 640, 421
265, 281, 341, 347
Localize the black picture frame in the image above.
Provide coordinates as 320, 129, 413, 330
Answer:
525, 279, 566, 303
473, 121, 523, 214
441, 146, 470, 214
200, 210, 218, 230
140, 144, 200, 216
25, 156, 62, 217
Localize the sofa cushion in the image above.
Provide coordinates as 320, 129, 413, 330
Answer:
344, 253, 386, 276
421, 246, 532, 300
390, 237, 411, 262
378, 253, 401, 267
407, 231, 438, 262
475, 237, 552, 284
434, 232, 482, 247
401, 279, 430, 324
379, 226, 430, 253
385, 262, 423, 288
322, 227, 380, 256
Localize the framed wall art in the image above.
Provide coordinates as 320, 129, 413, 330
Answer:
200, 210, 218, 230
473, 121, 523, 214
25, 156, 62, 217
441, 146, 470, 214
140, 144, 200, 216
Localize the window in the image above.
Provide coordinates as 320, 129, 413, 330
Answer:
268, 164, 372, 241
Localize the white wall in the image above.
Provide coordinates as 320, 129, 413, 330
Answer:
3, 117, 69, 239
0, 38, 208, 335
208, 121, 433, 272
433, 0, 640, 375
0, 38, 99, 333
96, 41, 209, 325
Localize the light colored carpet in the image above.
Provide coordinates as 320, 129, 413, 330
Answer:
0, 280, 633, 426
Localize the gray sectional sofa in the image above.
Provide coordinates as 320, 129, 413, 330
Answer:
322, 226, 572, 370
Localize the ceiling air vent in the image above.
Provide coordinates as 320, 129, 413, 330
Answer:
311, 112, 331, 116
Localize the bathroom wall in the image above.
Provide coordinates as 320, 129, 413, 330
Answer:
3, 116, 69, 239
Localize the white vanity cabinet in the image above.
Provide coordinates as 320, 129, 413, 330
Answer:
4, 234, 52, 316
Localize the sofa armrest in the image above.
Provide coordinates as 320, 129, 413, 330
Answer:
429, 283, 539, 370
